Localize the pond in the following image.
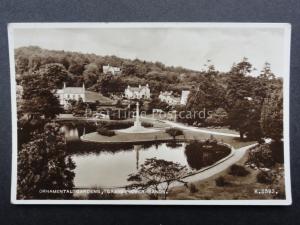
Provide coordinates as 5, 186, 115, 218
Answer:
61, 124, 232, 188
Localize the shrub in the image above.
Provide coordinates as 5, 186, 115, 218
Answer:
98, 121, 133, 130
247, 144, 275, 168
165, 127, 183, 140
97, 127, 115, 136
215, 176, 229, 187
228, 164, 250, 177
141, 122, 153, 128
256, 171, 274, 184
189, 183, 198, 193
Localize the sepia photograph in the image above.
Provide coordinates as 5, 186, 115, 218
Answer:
8, 23, 291, 205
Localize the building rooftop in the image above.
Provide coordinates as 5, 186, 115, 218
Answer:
126, 84, 149, 92
57, 87, 85, 94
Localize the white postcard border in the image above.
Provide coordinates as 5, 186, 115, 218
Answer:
8, 22, 292, 205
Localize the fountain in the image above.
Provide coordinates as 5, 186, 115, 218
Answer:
117, 102, 157, 133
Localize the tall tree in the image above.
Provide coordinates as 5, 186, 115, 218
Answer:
225, 58, 253, 109
17, 123, 75, 199
260, 90, 283, 141
186, 66, 226, 122
21, 64, 67, 119
83, 63, 99, 88
226, 58, 263, 140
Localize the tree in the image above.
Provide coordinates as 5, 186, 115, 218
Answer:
71, 97, 88, 116
38, 63, 69, 88
228, 98, 262, 140
225, 58, 253, 109
83, 63, 100, 88
17, 123, 75, 199
98, 75, 126, 96
122, 62, 137, 76
260, 91, 283, 141
185, 66, 226, 123
165, 127, 184, 140
205, 107, 228, 126
21, 69, 64, 119
148, 97, 169, 112
226, 58, 263, 140
127, 158, 189, 199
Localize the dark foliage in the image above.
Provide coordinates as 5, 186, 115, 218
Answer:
270, 141, 284, 164
215, 176, 230, 187
185, 140, 231, 170
165, 127, 183, 140
228, 164, 250, 177
189, 183, 198, 193
141, 122, 154, 128
127, 158, 189, 200
17, 123, 75, 199
97, 127, 116, 136
97, 120, 133, 130
256, 171, 274, 184
247, 144, 276, 168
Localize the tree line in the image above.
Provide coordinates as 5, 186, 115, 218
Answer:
16, 47, 283, 143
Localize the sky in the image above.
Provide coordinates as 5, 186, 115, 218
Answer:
13, 26, 286, 76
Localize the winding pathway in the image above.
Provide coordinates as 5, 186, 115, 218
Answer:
182, 143, 257, 184
162, 120, 240, 138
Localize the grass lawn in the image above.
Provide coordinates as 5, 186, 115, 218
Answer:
81, 128, 255, 149
81, 130, 178, 143
85, 91, 116, 104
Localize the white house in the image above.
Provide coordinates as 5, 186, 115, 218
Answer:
180, 90, 190, 105
158, 91, 180, 106
56, 83, 86, 108
124, 84, 150, 100
103, 64, 121, 75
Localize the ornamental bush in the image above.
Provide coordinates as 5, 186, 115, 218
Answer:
97, 127, 116, 136
98, 121, 133, 130
165, 127, 183, 140
141, 122, 154, 128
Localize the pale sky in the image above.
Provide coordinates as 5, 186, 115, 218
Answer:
13, 27, 286, 76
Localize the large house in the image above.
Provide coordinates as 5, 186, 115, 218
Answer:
158, 91, 180, 106
124, 84, 151, 100
180, 90, 190, 105
56, 83, 86, 108
103, 64, 121, 75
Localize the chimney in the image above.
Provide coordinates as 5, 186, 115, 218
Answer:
82, 83, 85, 91
63, 82, 66, 89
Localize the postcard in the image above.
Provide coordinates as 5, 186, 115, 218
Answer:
8, 23, 292, 205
